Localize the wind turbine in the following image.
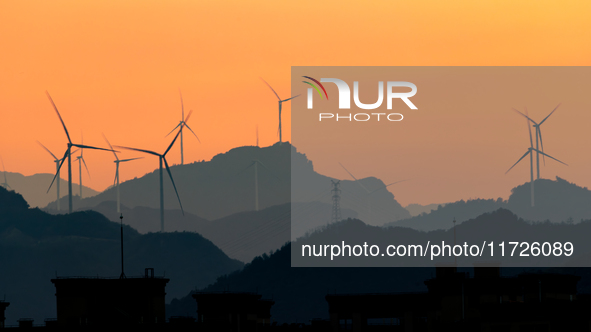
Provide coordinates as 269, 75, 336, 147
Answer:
513, 104, 561, 179
505, 115, 568, 207
339, 162, 406, 225
165, 92, 200, 165
0, 157, 10, 190
115, 123, 185, 232
260, 78, 300, 144
46, 91, 116, 213
37, 141, 79, 211
103, 134, 143, 213
238, 159, 276, 211
76, 134, 91, 199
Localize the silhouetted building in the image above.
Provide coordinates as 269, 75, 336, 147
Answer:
326, 267, 591, 331
0, 301, 8, 329
192, 292, 274, 332
51, 270, 169, 327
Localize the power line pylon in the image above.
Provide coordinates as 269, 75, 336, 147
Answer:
331, 180, 341, 224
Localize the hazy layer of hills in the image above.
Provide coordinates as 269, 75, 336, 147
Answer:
0, 187, 243, 325
168, 209, 591, 322
387, 177, 591, 231
294, 209, 591, 267
45, 143, 410, 229
60, 201, 356, 263
0, 172, 98, 208
405, 203, 445, 217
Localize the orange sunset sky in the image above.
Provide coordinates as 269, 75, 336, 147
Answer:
1, 1, 591, 206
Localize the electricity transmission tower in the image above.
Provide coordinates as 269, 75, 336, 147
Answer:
331, 180, 341, 224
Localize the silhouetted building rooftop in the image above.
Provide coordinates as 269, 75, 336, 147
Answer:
51, 269, 169, 327
192, 291, 274, 332
326, 266, 591, 332
0, 301, 9, 329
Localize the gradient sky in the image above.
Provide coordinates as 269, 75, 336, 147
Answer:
1, 1, 591, 206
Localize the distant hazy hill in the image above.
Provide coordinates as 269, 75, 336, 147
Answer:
71, 201, 357, 263
387, 198, 506, 231
0, 187, 242, 326
387, 177, 591, 231
405, 203, 444, 217
166, 207, 591, 322
0, 172, 98, 208
46, 143, 409, 231
507, 177, 591, 223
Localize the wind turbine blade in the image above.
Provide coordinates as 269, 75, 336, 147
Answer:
281, 94, 301, 102
81, 157, 90, 179
539, 103, 561, 125
255, 159, 282, 181
532, 148, 568, 166
164, 124, 183, 156
165, 123, 182, 137
512, 108, 537, 125
72, 144, 116, 153
47, 149, 69, 193
46, 91, 72, 144
235, 162, 256, 177
339, 162, 369, 193
166, 124, 182, 137
37, 141, 58, 160
505, 150, 531, 174
369, 180, 408, 195
163, 158, 184, 216
115, 146, 160, 157
184, 123, 200, 143
260, 77, 281, 101
184, 110, 193, 123
113, 165, 118, 187
119, 157, 144, 162
0, 157, 5, 172
102, 133, 119, 160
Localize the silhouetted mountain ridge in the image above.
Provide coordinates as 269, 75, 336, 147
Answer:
0, 187, 243, 325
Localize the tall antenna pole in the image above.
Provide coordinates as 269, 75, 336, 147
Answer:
254, 162, 259, 211
331, 180, 341, 224
119, 213, 126, 279
453, 218, 457, 266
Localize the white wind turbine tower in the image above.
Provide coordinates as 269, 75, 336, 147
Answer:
115, 123, 186, 232
260, 78, 300, 144
339, 162, 406, 225
38, 141, 79, 211
166, 92, 200, 165
0, 157, 10, 190
46, 91, 115, 213
513, 104, 561, 180
76, 134, 91, 199
103, 134, 143, 213
505, 114, 568, 207
239, 159, 276, 211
